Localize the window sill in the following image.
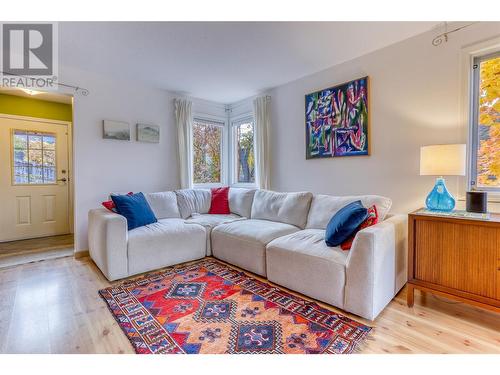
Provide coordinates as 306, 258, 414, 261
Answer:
230, 183, 257, 189
192, 183, 225, 189
192, 183, 257, 189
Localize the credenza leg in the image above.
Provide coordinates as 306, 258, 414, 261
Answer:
407, 284, 415, 307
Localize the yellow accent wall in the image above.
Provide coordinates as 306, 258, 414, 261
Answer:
0, 94, 72, 122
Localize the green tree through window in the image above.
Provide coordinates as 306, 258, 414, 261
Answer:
13, 130, 56, 184
192, 119, 223, 184
235, 121, 255, 183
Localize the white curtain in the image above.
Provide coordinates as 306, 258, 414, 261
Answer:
174, 98, 193, 189
253, 96, 271, 190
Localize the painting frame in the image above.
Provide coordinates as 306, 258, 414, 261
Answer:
103, 120, 130, 141
305, 76, 369, 159
137, 123, 160, 143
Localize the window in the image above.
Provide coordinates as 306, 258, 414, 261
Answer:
232, 118, 255, 184
192, 118, 224, 185
470, 52, 500, 191
12, 130, 56, 185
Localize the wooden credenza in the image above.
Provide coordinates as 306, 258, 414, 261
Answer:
407, 210, 500, 313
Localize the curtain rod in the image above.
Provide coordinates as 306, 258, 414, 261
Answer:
432, 22, 478, 47
1, 71, 90, 96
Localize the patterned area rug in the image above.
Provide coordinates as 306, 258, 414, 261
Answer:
99, 259, 371, 354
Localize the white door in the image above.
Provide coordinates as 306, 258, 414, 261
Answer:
0, 116, 70, 242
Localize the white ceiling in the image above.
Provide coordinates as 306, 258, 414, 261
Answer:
59, 22, 440, 103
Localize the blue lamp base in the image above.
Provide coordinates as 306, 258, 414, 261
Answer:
425, 177, 455, 212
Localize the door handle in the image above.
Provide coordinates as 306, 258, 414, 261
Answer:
57, 177, 67, 183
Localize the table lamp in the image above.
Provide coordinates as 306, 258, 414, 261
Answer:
420, 144, 466, 211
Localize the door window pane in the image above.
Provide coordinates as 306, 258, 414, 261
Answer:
43, 135, 56, 150
233, 120, 255, 184
14, 175, 28, 184
14, 166, 28, 178
29, 166, 44, 183
28, 134, 42, 149
43, 167, 56, 183
12, 130, 57, 184
43, 150, 56, 167
29, 149, 43, 166
14, 149, 28, 164
192, 119, 223, 184
13, 133, 27, 149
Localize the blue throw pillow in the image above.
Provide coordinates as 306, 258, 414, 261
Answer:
111, 192, 157, 230
325, 200, 368, 247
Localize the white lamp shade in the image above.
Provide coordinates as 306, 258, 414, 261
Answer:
420, 144, 466, 176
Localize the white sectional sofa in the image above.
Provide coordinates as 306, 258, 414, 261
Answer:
88, 188, 407, 320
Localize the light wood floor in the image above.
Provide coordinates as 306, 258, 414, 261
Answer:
0, 234, 74, 270
0, 256, 498, 354
0, 234, 74, 257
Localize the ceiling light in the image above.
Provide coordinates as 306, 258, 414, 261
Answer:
19, 88, 42, 96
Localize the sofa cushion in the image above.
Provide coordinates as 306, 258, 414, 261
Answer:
185, 213, 245, 256
209, 187, 230, 214
325, 200, 368, 247
229, 188, 256, 217
306, 194, 392, 230
266, 229, 348, 308
127, 218, 206, 275
111, 192, 157, 231
341, 205, 379, 250
144, 191, 181, 219
103, 192, 133, 212
251, 190, 313, 229
175, 189, 211, 219
211, 219, 300, 276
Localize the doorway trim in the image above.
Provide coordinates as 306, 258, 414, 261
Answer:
0, 113, 74, 236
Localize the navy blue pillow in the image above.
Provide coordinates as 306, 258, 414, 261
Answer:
325, 200, 368, 247
111, 192, 157, 230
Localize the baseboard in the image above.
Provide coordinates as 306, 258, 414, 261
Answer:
74, 249, 89, 259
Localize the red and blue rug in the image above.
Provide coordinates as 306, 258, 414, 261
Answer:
99, 259, 371, 354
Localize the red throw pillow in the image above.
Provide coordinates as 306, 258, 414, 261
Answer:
102, 192, 133, 212
209, 187, 230, 214
340, 205, 379, 250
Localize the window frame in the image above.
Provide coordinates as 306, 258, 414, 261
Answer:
191, 114, 228, 188
468, 50, 500, 194
11, 128, 58, 186
229, 113, 256, 188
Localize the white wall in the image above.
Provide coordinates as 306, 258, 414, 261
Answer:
62, 22, 500, 252
59, 67, 180, 252
267, 23, 500, 214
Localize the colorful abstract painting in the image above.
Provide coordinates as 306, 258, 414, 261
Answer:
305, 77, 369, 158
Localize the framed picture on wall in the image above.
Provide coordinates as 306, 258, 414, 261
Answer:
137, 123, 160, 143
103, 120, 130, 141
305, 76, 369, 159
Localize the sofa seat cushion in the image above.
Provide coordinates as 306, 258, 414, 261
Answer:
186, 213, 243, 228
127, 218, 206, 275
211, 219, 300, 276
266, 229, 348, 308
185, 213, 245, 256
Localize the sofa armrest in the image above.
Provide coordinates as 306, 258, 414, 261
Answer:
344, 214, 408, 320
88, 208, 128, 281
